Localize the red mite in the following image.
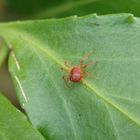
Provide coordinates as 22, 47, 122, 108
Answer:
61, 51, 96, 85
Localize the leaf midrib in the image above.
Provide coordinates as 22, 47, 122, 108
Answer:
1, 28, 140, 128
29, 41, 79, 139
83, 79, 140, 127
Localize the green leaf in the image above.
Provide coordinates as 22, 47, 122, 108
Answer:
0, 93, 45, 140
0, 37, 8, 66
0, 13, 140, 140
37, 0, 140, 18
4, 0, 140, 19
6, 0, 69, 13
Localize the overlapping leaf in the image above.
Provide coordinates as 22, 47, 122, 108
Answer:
0, 38, 8, 66
4, 0, 140, 19
0, 93, 45, 140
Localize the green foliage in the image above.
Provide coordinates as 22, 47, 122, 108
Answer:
0, 13, 140, 139
0, 38, 8, 66
4, 0, 140, 19
37, 0, 140, 18
6, 0, 67, 15
0, 93, 45, 140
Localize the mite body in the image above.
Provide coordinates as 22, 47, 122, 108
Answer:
70, 67, 83, 82
61, 51, 96, 85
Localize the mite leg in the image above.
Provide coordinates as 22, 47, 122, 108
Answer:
83, 61, 97, 69
62, 75, 71, 88
80, 51, 93, 66
85, 72, 91, 77
61, 61, 71, 73
84, 71, 95, 79
62, 75, 68, 81
61, 67, 69, 73
64, 61, 71, 69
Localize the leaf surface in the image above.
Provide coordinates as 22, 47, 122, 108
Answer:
0, 93, 45, 140
0, 13, 140, 140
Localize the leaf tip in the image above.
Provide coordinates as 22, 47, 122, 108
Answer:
126, 14, 135, 23
92, 13, 98, 18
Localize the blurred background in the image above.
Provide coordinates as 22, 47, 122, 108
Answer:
0, 0, 140, 109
